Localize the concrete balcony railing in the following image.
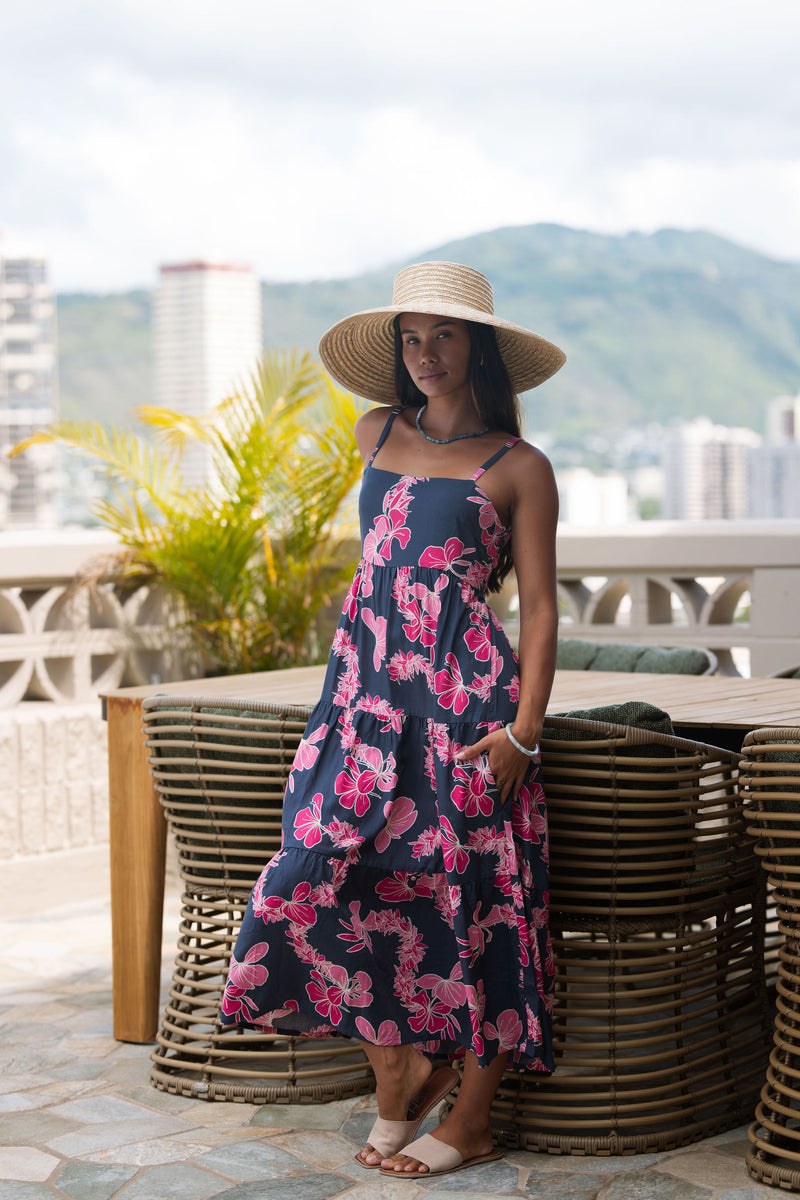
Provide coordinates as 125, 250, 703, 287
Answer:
3, 520, 800, 860
3, 520, 800, 707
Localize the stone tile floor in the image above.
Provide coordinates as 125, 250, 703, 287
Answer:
0, 846, 781, 1199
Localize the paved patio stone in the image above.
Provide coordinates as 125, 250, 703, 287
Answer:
269, 1128, 374, 1170
82, 1136, 217, 1167
195, 1140, 318, 1181
602, 1169, 713, 1198
335, 1182, 427, 1200
0, 1110, 78, 1145
0, 1144, 61, 1181
55, 1160, 139, 1200
49, 1094, 163, 1123
251, 1101, 359, 1130
0, 1185, 59, 1200
115, 1163, 229, 1199
46, 1114, 199, 1156
716, 1189, 784, 1199
523, 1171, 606, 1198
210, 1175, 356, 1200
46, 1059, 110, 1082
659, 1149, 759, 1190
411, 1156, 519, 1192
117, 1083, 199, 1114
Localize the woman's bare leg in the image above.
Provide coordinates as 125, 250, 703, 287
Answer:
359, 1043, 433, 1166
382, 1049, 508, 1174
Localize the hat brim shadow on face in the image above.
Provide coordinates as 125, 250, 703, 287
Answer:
317, 262, 566, 405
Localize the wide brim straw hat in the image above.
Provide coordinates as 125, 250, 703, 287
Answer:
318, 260, 566, 404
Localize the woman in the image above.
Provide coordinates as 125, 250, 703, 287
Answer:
221, 261, 565, 1179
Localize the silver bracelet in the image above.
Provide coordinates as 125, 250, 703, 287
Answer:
504, 723, 539, 757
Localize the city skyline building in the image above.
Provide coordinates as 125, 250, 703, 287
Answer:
661, 417, 761, 521
0, 245, 58, 527
154, 261, 262, 488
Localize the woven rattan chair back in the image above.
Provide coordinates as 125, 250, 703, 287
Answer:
742, 727, 800, 1190
486, 715, 770, 1155
142, 695, 373, 1104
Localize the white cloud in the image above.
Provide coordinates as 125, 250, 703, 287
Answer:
1, 0, 798, 289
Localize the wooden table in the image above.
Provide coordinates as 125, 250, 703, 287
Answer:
103, 667, 800, 1042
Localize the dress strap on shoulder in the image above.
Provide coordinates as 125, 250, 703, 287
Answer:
471, 437, 522, 481
367, 407, 402, 466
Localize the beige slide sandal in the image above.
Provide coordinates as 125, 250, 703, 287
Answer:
379, 1131, 504, 1178
355, 1065, 459, 1169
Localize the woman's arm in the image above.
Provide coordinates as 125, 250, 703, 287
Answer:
457, 445, 559, 803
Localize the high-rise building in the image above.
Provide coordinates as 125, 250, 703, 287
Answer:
0, 247, 58, 527
661, 418, 761, 520
749, 393, 800, 518
154, 262, 262, 487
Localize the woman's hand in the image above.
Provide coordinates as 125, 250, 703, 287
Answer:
456, 727, 537, 805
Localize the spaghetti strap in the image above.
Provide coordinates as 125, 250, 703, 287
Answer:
367, 408, 402, 467
471, 437, 522, 481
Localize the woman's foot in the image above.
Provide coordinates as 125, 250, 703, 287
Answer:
357, 1047, 447, 1168
380, 1109, 495, 1175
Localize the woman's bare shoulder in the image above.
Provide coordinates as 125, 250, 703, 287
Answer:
354, 404, 397, 460
507, 438, 555, 478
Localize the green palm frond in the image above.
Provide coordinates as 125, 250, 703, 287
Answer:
10, 420, 186, 517
10, 349, 367, 674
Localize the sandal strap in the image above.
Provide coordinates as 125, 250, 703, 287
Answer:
366, 1116, 419, 1157
400, 1133, 464, 1172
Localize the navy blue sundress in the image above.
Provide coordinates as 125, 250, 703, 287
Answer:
221, 409, 554, 1071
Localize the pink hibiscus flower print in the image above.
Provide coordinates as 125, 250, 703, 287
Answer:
342, 569, 362, 619
450, 763, 494, 818
485, 1008, 523, 1051
361, 608, 387, 670
408, 991, 452, 1036
257, 881, 317, 928
306, 968, 346, 1024
439, 815, 470, 874
375, 874, 416, 903
294, 792, 324, 847
511, 781, 547, 844
355, 1016, 401, 1045
434, 653, 470, 715
464, 613, 492, 662
417, 962, 468, 1010
287, 725, 328, 793
334, 755, 379, 817
226, 942, 269, 991
337, 900, 375, 953
374, 794, 417, 854
419, 537, 473, 573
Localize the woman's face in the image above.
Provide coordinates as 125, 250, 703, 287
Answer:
398, 312, 471, 402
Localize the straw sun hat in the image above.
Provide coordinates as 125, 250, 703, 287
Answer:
318, 260, 566, 404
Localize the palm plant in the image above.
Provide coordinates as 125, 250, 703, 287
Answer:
11, 350, 368, 674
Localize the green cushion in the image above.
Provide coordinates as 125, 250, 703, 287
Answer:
635, 646, 710, 675
546, 699, 674, 741
556, 638, 600, 669
556, 637, 712, 675
590, 643, 644, 672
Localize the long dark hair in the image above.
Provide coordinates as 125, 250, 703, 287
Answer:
392, 316, 520, 593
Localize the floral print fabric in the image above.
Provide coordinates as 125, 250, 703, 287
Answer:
221, 411, 554, 1071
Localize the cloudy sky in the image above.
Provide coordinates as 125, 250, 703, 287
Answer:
1, 0, 798, 292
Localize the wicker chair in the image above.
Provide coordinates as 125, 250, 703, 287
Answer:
142, 695, 374, 1103
486, 715, 770, 1155
742, 727, 800, 1190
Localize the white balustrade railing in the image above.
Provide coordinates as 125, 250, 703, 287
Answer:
3, 519, 800, 707
3, 520, 800, 860
0, 529, 198, 707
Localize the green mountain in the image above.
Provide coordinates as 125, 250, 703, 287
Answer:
56, 224, 800, 435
